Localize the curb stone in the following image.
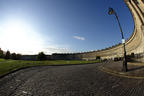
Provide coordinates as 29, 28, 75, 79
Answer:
99, 66, 144, 79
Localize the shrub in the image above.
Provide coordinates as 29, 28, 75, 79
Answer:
131, 53, 135, 57
114, 57, 122, 61
96, 56, 101, 60
37, 52, 46, 60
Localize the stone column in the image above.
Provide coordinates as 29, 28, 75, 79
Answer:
130, 0, 144, 23
137, 0, 144, 13
142, 25, 144, 33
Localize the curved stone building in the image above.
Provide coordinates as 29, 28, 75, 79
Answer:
52, 0, 144, 62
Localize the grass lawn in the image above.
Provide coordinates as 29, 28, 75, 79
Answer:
0, 59, 100, 76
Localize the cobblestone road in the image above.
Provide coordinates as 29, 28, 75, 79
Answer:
0, 62, 144, 96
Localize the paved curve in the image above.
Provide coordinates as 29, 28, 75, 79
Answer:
0, 62, 144, 96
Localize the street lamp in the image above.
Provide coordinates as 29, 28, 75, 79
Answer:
108, 7, 128, 72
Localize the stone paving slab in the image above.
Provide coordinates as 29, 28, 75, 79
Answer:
99, 61, 144, 79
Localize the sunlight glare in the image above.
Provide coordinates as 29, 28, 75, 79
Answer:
0, 19, 44, 54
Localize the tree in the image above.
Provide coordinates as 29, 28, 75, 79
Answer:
37, 52, 46, 60
9, 53, 22, 60
0, 48, 4, 58
16, 54, 22, 60
11, 53, 17, 60
5, 50, 11, 59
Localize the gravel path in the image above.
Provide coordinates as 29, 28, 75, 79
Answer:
0, 62, 144, 96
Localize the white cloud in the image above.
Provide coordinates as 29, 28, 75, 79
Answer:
44, 46, 73, 54
73, 36, 85, 41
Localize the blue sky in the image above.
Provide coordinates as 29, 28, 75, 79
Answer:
0, 0, 134, 54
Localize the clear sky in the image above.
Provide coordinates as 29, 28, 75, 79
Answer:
0, 0, 134, 55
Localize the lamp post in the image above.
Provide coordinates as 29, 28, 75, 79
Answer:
108, 7, 128, 72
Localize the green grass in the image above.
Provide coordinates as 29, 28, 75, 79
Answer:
0, 59, 100, 76
0, 59, 8, 62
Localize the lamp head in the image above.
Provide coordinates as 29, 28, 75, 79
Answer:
108, 7, 114, 15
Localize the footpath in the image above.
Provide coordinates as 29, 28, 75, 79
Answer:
99, 61, 144, 79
